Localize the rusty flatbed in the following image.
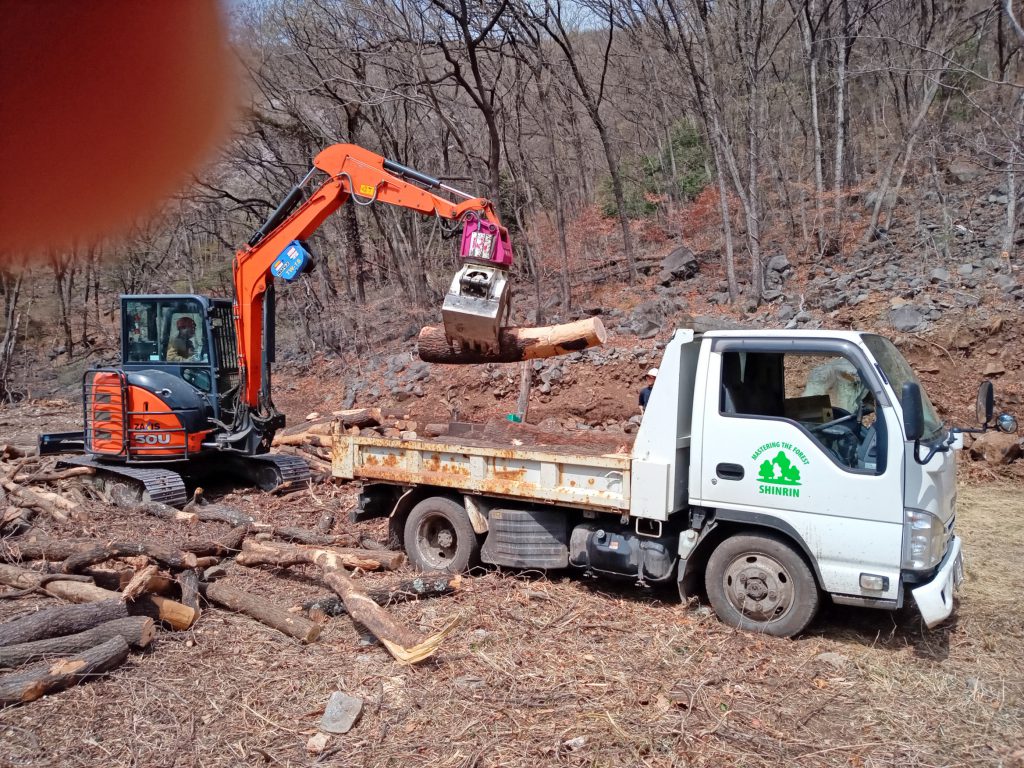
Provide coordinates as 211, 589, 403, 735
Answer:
331, 426, 633, 512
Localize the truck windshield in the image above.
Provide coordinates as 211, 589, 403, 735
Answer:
862, 334, 944, 441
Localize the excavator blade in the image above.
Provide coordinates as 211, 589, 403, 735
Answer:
441, 263, 510, 354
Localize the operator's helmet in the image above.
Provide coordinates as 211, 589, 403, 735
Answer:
177, 316, 196, 331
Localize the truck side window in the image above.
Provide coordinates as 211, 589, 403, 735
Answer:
721, 351, 882, 472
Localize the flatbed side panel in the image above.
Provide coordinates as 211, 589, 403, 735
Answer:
332, 434, 631, 511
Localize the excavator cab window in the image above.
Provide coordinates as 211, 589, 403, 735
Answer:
124, 298, 209, 366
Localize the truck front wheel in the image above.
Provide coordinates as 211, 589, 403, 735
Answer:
705, 533, 819, 638
404, 497, 480, 573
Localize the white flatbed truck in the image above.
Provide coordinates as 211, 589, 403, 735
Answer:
333, 329, 1015, 636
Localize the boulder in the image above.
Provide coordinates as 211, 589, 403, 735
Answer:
659, 246, 698, 283
969, 431, 1022, 465
766, 254, 791, 273
888, 306, 926, 332
945, 160, 983, 184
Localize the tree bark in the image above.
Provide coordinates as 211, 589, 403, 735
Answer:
0, 599, 130, 647
176, 570, 201, 618
200, 581, 320, 643
417, 317, 606, 365
0, 617, 154, 669
0, 635, 129, 706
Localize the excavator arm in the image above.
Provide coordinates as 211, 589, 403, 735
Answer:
227, 143, 513, 450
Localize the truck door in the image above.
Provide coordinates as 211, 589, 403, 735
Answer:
696, 337, 905, 601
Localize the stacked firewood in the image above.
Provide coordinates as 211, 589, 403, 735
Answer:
0, 446, 462, 707
272, 408, 452, 473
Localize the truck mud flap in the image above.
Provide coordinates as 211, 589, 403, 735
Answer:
57, 455, 188, 507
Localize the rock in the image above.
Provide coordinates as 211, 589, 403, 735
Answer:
929, 268, 950, 283
320, 692, 363, 734
888, 306, 926, 332
814, 652, 850, 669
660, 246, 698, 282
957, 263, 975, 277
987, 192, 1009, 205
946, 160, 982, 183
969, 431, 1022, 465
766, 254, 790, 273
777, 304, 796, 322
983, 362, 1006, 377
306, 733, 330, 754
563, 736, 587, 751
821, 294, 847, 312
993, 274, 1018, 293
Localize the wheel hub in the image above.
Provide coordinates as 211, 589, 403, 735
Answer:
418, 516, 459, 568
725, 557, 792, 623
436, 529, 454, 549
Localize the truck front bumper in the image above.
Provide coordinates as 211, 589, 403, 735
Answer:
911, 535, 963, 628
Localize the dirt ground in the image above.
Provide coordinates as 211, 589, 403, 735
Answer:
0, 468, 1021, 768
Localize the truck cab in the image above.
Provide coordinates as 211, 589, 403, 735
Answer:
636, 329, 978, 635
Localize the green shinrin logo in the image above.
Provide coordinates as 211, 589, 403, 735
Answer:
752, 442, 810, 498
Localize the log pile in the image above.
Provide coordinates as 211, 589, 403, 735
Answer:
0, 444, 463, 706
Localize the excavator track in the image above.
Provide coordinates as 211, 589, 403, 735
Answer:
232, 453, 312, 491
57, 456, 189, 507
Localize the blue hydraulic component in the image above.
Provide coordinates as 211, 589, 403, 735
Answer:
270, 241, 311, 282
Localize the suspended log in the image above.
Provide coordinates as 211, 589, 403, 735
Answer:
0, 599, 130, 647
0, 635, 129, 706
0, 564, 196, 631
236, 540, 404, 572
0, 617, 154, 669
200, 581, 320, 643
417, 317, 606, 364
301, 574, 462, 617
61, 542, 198, 574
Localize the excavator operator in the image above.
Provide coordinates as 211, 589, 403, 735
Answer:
166, 317, 198, 363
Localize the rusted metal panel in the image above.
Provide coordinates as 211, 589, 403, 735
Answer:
332, 434, 631, 511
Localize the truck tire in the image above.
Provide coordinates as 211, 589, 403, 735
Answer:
705, 533, 819, 638
404, 497, 480, 574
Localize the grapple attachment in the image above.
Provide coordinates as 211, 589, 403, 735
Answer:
442, 215, 513, 354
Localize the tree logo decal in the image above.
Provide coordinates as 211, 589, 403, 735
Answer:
757, 451, 802, 486
751, 442, 810, 498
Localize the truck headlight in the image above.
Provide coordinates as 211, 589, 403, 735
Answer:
902, 508, 944, 570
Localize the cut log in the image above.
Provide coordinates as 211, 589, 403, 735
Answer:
180, 525, 250, 557
251, 525, 382, 551
0, 506, 35, 536
113, 489, 197, 522
315, 509, 334, 535
0, 564, 196, 631
1, 482, 76, 522
417, 317, 606, 364
236, 540, 404, 572
176, 570, 201, 618
61, 542, 198, 574
301, 574, 462, 617
200, 582, 320, 643
83, 567, 174, 595
0, 617, 154, 669
120, 564, 159, 602
12, 466, 95, 484
273, 433, 333, 448
0, 599, 130, 647
0, 635, 129, 706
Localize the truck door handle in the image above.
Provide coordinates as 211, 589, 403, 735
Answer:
716, 463, 744, 481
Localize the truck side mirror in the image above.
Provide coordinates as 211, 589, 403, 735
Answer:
902, 382, 924, 441
976, 381, 994, 426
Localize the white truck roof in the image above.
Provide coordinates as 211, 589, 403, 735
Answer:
698, 328, 868, 342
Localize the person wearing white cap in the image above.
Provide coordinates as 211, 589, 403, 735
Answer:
639, 367, 658, 413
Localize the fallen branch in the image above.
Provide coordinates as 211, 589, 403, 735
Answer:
236, 539, 404, 572
0, 617, 154, 669
417, 317, 606, 364
301, 574, 462, 617
61, 543, 198, 574
0, 599, 131, 647
0, 635, 129, 706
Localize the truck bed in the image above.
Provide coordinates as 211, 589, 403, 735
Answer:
331, 420, 633, 512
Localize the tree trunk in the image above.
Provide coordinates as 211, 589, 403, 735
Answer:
0, 617, 154, 669
235, 539, 404, 572
0, 599, 130, 647
61, 542, 198, 574
417, 317, 606, 365
0, 635, 129, 706
200, 581, 321, 643
301, 574, 462, 617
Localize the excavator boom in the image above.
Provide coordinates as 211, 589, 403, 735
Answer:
230, 143, 513, 442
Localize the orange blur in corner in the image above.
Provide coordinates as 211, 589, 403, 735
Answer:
0, 1, 238, 254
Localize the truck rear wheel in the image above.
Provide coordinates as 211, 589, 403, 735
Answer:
705, 533, 819, 638
404, 497, 480, 573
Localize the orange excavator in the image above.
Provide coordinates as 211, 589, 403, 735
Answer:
40, 144, 515, 505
